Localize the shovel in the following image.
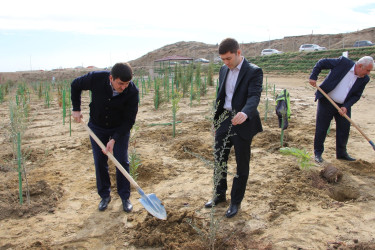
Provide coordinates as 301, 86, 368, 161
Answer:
316, 86, 375, 151
80, 119, 167, 220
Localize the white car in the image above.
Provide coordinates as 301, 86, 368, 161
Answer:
261, 49, 283, 56
353, 40, 374, 47
214, 56, 222, 63
194, 58, 210, 63
299, 44, 326, 52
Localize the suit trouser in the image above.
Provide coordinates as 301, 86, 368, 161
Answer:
215, 117, 252, 205
314, 98, 351, 157
88, 121, 131, 200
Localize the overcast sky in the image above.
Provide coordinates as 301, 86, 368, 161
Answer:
0, 0, 374, 72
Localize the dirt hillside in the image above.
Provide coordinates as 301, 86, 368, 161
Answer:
1, 27, 374, 84
128, 27, 375, 68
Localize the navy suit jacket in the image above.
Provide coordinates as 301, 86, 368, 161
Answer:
310, 56, 370, 109
215, 58, 263, 140
71, 71, 139, 142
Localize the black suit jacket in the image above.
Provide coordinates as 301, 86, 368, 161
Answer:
214, 58, 263, 140
310, 56, 370, 109
71, 71, 139, 142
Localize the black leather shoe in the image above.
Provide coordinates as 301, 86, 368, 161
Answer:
122, 199, 133, 213
98, 196, 111, 211
337, 153, 356, 161
225, 203, 240, 218
314, 155, 323, 163
204, 195, 226, 208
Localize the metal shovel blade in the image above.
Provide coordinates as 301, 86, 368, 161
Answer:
137, 188, 167, 220
80, 120, 167, 220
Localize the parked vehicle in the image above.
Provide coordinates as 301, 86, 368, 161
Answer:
261, 49, 283, 56
194, 58, 210, 63
299, 44, 326, 52
214, 56, 222, 63
353, 40, 374, 47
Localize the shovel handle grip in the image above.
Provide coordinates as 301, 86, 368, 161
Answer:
80, 119, 141, 189
316, 86, 375, 149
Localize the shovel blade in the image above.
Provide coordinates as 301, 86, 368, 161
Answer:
139, 193, 167, 220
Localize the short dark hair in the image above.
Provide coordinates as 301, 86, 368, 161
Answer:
111, 62, 133, 82
218, 38, 239, 55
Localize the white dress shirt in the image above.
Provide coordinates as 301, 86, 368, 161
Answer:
328, 65, 358, 104
224, 57, 244, 111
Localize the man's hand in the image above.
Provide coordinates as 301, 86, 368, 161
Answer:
72, 111, 83, 123
232, 112, 248, 125
103, 139, 115, 154
309, 79, 317, 87
339, 107, 347, 116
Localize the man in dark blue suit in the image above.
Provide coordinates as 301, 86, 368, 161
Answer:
71, 63, 139, 212
309, 56, 374, 163
205, 38, 263, 218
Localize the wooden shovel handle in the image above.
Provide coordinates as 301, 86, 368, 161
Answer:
316, 86, 373, 143
80, 119, 140, 189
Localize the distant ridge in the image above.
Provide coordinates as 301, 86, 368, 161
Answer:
129, 27, 375, 68
1, 27, 373, 83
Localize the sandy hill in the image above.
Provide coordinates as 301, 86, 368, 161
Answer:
129, 27, 375, 68
0, 27, 374, 83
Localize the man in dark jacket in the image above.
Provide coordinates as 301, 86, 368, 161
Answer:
204, 38, 263, 218
309, 56, 374, 163
71, 62, 139, 212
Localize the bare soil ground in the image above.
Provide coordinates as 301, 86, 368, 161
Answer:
1, 75, 375, 249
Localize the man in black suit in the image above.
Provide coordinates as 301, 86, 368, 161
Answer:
71, 62, 139, 213
309, 56, 374, 163
205, 38, 263, 218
